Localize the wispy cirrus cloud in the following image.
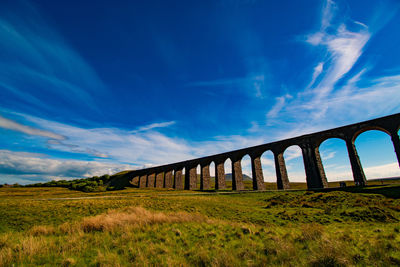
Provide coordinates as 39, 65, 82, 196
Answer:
0, 1, 105, 112
132, 121, 176, 133
302, 0, 371, 118
0, 114, 64, 140
186, 74, 266, 98
265, 0, 400, 133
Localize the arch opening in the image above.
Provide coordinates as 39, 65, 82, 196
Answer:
209, 161, 216, 190
283, 145, 306, 189
352, 126, 390, 143
319, 138, 354, 186
261, 150, 276, 190
241, 154, 252, 190
224, 158, 233, 190
355, 130, 400, 184
196, 164, 201, 190
181, 167, 187, 190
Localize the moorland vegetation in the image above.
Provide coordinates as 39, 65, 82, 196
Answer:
0, 184, 400, 266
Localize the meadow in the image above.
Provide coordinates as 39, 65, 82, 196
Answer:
0, 182, 400, 266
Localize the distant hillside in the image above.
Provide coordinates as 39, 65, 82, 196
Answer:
224, 173, 252, 181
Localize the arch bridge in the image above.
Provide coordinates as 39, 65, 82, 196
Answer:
125, 113, 400, 191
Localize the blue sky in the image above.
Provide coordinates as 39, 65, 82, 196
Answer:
1, 0, 400, 184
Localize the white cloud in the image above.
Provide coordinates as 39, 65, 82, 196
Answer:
266, 94, 292, 119
0, 115, 65, 140
321, 0, 336, 30
305, 22, 370, 105
265, 0, 399, 131
283, 146, 303, 161
2, 111, 266, 169
322, 162, 400, 182
321, 151, 336, 160
307, 62, 324, 88
132, 121, 176, 133
363, 162, 400, 179
0, 150, 136, 184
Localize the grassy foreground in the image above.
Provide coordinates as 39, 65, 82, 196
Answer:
1, 186, 400, 266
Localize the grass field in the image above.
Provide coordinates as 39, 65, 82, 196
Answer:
1, 182, 400, 266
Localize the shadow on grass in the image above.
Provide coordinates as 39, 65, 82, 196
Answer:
315, 184, 400, 199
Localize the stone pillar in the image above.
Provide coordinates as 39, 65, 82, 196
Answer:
174, 169, 184, 190
231, 157, 244, 191
390, 131, 400, 168
346, 139, 367, 186
274, 152, 290, 190
301, 143, 328, 189
251, 155, 265, 191
139, 175, 147, 188
200, 164, 211, 190
164, 170, 173, 188
155, 172, 164, 188
184, 165, 197, 190
147, 173, 155, 188
215, 160, 226, 190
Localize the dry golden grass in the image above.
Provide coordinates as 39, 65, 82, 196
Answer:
79, 207, 210, 232
1, 187, 400, 266
300, 223, 324, 241
28, 225, 56, 236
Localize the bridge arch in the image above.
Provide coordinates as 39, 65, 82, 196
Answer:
209, 161, 216, 189
354, 129, 400, 181
241, 154, 252, 190
315, 134, 346, 148
261, 150, 276, 189
351, 126, 391, 143
123, 113, 400, 191
223, 157, 233, 189
319, 138, 353, 185
283, 145, 306, 188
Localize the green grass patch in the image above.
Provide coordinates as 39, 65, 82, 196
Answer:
1, 186, 400, 266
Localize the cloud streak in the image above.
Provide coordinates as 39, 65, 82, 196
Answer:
186, 74, 266, 98
0, 1, 105, 112
0, 114, 65, 140
132, 121, 176, 133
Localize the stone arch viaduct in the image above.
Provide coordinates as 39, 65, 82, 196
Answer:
125, 113, 400, 191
